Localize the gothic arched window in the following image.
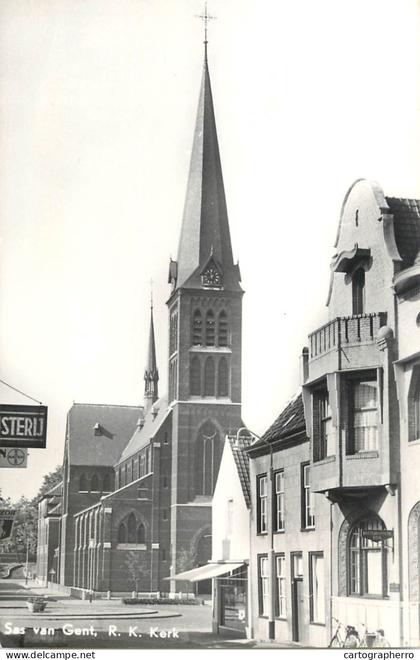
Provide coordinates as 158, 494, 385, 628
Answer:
192, 310, 203, 346
137, 523, 146, 544
127, 513, 137, 543
204, 357, 215, 396
91, 473, 100, 492
218, 357, 229, 397
218, 311, 229, 347
205, 310, 215, 346
118, 522, 127, 543
348, 515, 386, 597
408, 368, 420, 442
79, 474, 88, 492
190, 356, 201, 396
352, 269, 365, 315
194, 422, 221, 496
103, 473, 111, 492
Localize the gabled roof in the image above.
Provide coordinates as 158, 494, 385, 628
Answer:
66, 403, 142, 466
251, 392, 307, 451
228, 437, 251, 508
386, 196, 420, 268
173, 55, 241, 292
117, 395, 171, 464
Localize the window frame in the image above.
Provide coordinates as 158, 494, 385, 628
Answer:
273, 470, 285, 532
346, 373, 378, 455
275, 553, 286, 619
258, 554, 269, 617
347, 516, 388, 599
257, 474, 268, 535
313, 387, 333, 462
301, 463, 315, 530
309, 552, 325, 624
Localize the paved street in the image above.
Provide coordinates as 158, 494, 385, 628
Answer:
0, 580, 274, 649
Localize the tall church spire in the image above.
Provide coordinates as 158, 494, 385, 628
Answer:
169, 37, 241, 293
144, 293, 159, 412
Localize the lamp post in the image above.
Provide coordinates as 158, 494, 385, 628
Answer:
235, 427, 275, 641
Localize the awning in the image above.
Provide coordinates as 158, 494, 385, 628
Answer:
165, 562, 245, 582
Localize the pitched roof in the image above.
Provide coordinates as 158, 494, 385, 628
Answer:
228, 436, 251, 508
253, 392, 307, 449
386, 196, 420, 267
117, 395, 171, 464
66, 403, 142, 466
174, 55, 241, 292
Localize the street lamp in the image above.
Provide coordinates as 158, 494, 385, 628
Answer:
235, 427, 275, 641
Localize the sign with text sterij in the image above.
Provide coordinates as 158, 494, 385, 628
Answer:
0, 404, 47, 448
0, 447, 28, 468
0, 509, 16, 541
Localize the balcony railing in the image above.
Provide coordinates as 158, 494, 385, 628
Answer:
309, 313, 385, 360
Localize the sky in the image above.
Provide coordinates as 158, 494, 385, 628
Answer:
0, 0, 419, 502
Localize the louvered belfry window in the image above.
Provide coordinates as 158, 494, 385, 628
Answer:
218, 310, 228, 347
205, 310, 215, 346
192, 309, 202, 345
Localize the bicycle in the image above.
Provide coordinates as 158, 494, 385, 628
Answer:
329, 618, 366, 648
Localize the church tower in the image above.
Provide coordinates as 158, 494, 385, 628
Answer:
167, 34, 244, 583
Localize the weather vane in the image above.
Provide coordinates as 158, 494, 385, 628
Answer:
150, 278, 154, 309
196, 1, 216, 48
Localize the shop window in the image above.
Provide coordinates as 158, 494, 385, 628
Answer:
309, 553, 325, 623
348, 516, 387, 597
275, 554, 286, 618
205, 310, 215, 346
190, 357, 201, 396
258, 555, 269, 616
313, 389, 333, 461
346, 377, 378, 454
218, 311, 229, 347
274, 470, 285, 532
301, 463, 315, 529
217, 357, 229, 397
352, 268, 365, 315
257, 475, 268, 534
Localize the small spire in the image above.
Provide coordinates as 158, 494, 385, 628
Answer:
144, 291, 159, 413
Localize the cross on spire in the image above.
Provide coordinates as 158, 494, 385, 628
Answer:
196, 1, 216, 58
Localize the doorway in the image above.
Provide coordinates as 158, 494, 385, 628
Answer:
291, 552, 304, 643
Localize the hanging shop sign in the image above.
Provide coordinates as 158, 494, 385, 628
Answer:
0, 509, 16, 541
0, 405, 48, 448
0, 447, 28, 468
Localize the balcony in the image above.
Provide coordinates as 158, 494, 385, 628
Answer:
307, 313, 386, 383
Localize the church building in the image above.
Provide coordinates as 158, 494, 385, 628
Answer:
36, 40, 244, 595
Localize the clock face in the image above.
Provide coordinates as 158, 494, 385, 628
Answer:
203, 266, 222, 287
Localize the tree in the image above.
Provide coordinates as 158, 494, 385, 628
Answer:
37, 465, 63, 500
0, 465, 63, 556
125, 551, 147, 594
